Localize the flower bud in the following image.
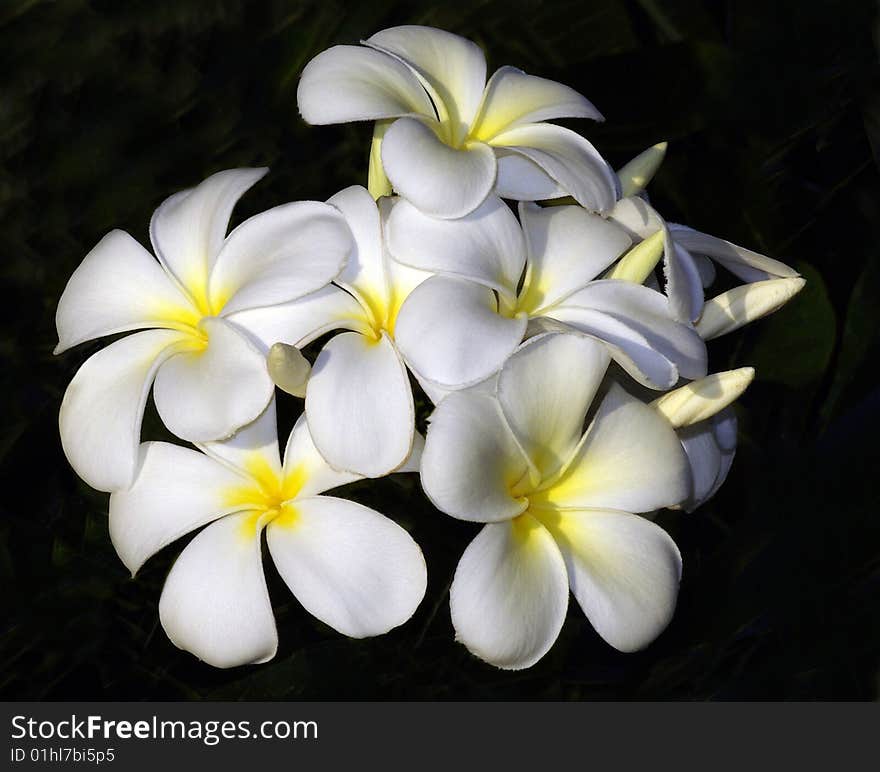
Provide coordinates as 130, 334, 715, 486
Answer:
267, 342, 311, 398
617, 142, 667, 197
605, 230, 665, 283
652, 367, 755, 428
696, 277, 805, 340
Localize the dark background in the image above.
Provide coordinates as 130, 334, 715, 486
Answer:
1, 0, 878, 700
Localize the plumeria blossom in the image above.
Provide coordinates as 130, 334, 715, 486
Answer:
386, 195, 707, 393
610, 144, 801, 322
257, 185, 430, 478
297, 25, 618, 219
56, 168, 352, 492
109, 399, 427, 669
421, 333, 690, 669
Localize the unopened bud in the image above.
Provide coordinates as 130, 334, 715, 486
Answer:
652, 367, 755, 428
617, 142, 668, 197
696, 277, 806, 340
605, 230, 665, 283
267, 342, 311, 398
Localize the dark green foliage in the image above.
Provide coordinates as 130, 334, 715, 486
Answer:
1, 0, 878, 700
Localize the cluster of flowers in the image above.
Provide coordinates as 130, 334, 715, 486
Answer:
56, 26, 804, 670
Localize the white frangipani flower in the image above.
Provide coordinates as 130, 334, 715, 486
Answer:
386, 196, 707, 392
256, 185, 430, 478
109, 399, 427, 669
297, 25, 618, 219
56, 168, 352, 492
420, 333, 689, 669
610, 144, 801, 322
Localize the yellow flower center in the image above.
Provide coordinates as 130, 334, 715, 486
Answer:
221, 454, 309, 539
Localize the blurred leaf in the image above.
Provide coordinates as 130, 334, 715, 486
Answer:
821, 255, 880, 422
745, 262, 836, 387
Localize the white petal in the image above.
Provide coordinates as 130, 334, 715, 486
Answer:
450, 516, 569, 669
55, 230, 195, 353
159, 512, 277, 669
554, 280, 707, 380
153, 317, 274, 442
535, 508, 681, 652
267, 496, 426, 637
669, 224, 799, 281
608, 198, 703, 322
680, 409, 737, 511
533, 384, 690, 512
59, 329, 186, 492
209, 201, 350, 315
394, 276, 527, 388
545, 305, 678, 389
281, 414, 362, 497
470, 66, 603, 140
366, 25, 487, 134
497, 333, 610, 479
665, 240, 705, 322
494, 152, 566, 200
150, 168, 267, 303
199, 398, 282, 478
386, 195, 525, 296
327, 185, 390, 314
489, 123, 618, 213
517, 203, 632, 312
381, 117, 496, 219
226, 285, 371, 350
297, 45, 434, 124
109, 442, 249, 574
306, 331, 413, 477
609, 195, 665, 240
421, 392, 530, 523
678, 422, 723, 510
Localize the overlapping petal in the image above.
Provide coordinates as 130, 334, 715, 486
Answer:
150, 168, 268, 304
386, 196, 525, 296
227, 286, 371, 351
470, 66, 602, 140
267, 496, 426, 638
517, 203, 632, 312
497, 333, 610, 480
366, 25, 487, 134
534, 508, 681, 652
381, 117, 497, 219
153, 317, 274, 443
282, 414, 362, 497
552, 280, 707, 380
489, 123, 618, 213
306, 331, 413, 477
669, 224, 799, 282
394, 276, 528, 388
450, 515, 569, 669
495, 152, 566, 200
55, 230, 196, 354
59, 329, 187, 492
109, 442, 249, 575
297, 45, 435, 124
159, 511, 278, 669
209, 201, 351, 315
532, 385, 690, 512
420, 392, 531, 523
